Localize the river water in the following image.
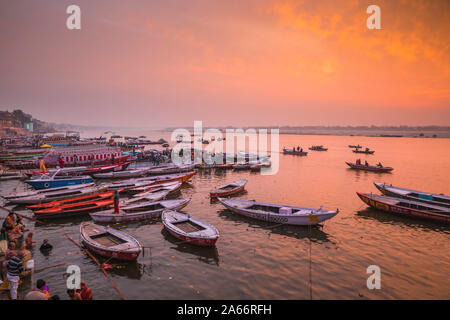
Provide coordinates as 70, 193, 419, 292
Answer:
1, 132, 449, 300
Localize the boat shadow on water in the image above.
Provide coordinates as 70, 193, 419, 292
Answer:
356, 208, 450, 233
217, 209, 333, 243
160, 228, 220, 266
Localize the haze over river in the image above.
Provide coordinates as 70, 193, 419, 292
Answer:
1, 132, 449, 299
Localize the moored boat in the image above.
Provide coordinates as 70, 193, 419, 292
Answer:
90, 199, 190, 223
26, 189, 118, 210
80, 222, 142, 261
353, 149, 374, 154
25, 170, 94, 189
217, 198, 338, 225
146, 164, 195, 175
210, 179, 247, 198
373, 182, 450, 208
93, 168, 149, 179
129, 181, 182, 196
162, 210, 219, 246
105, 171, 196, 191
346, 162, 393, 173
356, 192, 450, 223
348, 145, 362, 148
33, 198, 114, 219
309, 145, 328, 151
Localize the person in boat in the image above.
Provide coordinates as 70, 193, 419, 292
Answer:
365, 147, 369, 151
300, 148, 303, 152
356, 159, 361, 165
67, 289, 82, 300
365, 160, 369, 166
39, 239, 53, 252
24, 279, 50, 300
377, 162, 383, 167
78, 281, 93, 300
297, 146, 300, 151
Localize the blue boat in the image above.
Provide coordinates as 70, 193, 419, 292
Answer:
25, 170, 94, 189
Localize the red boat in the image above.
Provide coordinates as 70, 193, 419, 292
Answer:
80, 222, 142, 261
346, 162, 393, 173
33, 198, 114, 219
357, 192, 449, 223
26, 189, 121, 210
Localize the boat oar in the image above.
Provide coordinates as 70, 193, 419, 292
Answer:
61, 231, 127, 300
34, 263, 68, 274
0, 205, 45, 224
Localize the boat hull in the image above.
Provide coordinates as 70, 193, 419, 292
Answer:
346, 162, 393, 173
25, 177, 94, 189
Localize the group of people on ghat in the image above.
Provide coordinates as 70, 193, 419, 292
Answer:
355, 159, 383, 167
0, 211, 93, 300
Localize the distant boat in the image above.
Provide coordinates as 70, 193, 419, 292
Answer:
309, 145, 328, 151
282, 148, 307, 156
218, 198, 338, 225
162, 211, 219, 246
346, 162, 393, 173
356, 192, 449, 223
353, 149, 374, 154
348, 145, 362, 148
373, 182, 450, 208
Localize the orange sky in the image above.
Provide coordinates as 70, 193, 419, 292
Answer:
0, 0, 449, 127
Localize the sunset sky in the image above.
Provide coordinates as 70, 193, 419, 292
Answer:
0, 0, 449, 127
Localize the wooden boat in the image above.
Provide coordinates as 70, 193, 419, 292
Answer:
146, 164, 195, 175
80, 222, 142, 261
129, 181, 182, 196
26, 189, 119, 210
217, 198, 339, 225
353, 149, 374, 154
210, 179, 247, 198
162, 210, 219, 246
122, 189, 170, 205
105, 171, 196, 191
93, 168, 149, 179
33, 198, 114, 219
373, 182, 450, 208
25, 162, 131, 177
214, 163, 233, 169
3, 183, 96, 204
356, 192, 450, 223
309, 145, 328, 151
25, 170, 93, 189
282, 148, 307, 156
90, 199, 190, 223
348, 145, 362, 148
346, 162, 393, 173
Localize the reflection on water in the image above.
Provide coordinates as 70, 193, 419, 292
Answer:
1, 133, 449, 299
161, 229, 220, 266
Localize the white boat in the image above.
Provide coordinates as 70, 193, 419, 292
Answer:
90, 199, 190, 223
105, 171, 196, 191
146, 164, 195, 175
217, 198, 339, 225
93, 168, 149, 179
129, 181, 182, 195
3, 183, 98, 204
122, 189, 170, 205
162, 210, 219, 246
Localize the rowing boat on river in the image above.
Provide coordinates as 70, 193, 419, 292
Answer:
90, 199, 190, 223
80, 222, 142, 261
346, 162, 393, 173
210, 179, 247, 198
356, 192, 449, 223
217, 198, 338, 225
373, 182, 450, 208
162, 210, 219, 246
282, 148, 308, 156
